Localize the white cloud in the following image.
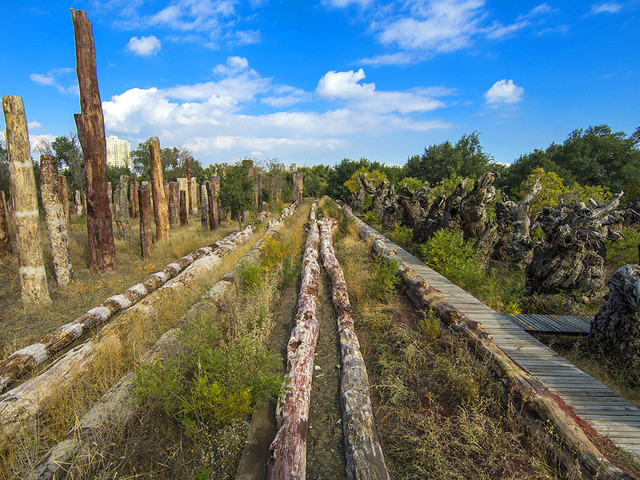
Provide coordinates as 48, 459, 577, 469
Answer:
316, 69, 375, 100
483, 79, 524, 104
590, 2, 623, 14
30, 73, 56, 86
28, 121, 42, 129
126, 35, 161, 56
228, 30, 261, 46
359, 52, 416, 66
29, 68, 76, 95
323, 0, 373, 7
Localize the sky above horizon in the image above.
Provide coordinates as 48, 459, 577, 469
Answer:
1, 0, 638, 168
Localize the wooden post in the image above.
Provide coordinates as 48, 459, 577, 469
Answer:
57, 175, 69, 222
179, 190, 188, 226
206, 181, 217, 230
148, 137, 169, 241
129, 179, 139, 219
191, 178, 199, 215
113, 175, 130, 240
2, 96, 51, 304
200, 183, 208, 228
292, 171, 303, 203
74, 190, 83, 216
256, 171, 263, 211
0, 191, 12, 256
210, 174, 220, 227
168, 182, 179, 227
72, 9, 116, 273
139, 184, 152, 259
185, 161, 193, 215
40, 155, 73, 286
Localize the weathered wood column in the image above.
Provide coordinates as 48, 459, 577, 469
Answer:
206, 181, 217, 231
139, 184, 152, 259
200, 183, 208, 228
40, 155, 73, 286
72, 9, 116, 272
129, 179, 139, 219
113, 175, 130, 240
0, 191, 12, 256
74, 190, 83, 216
185, 161, 193, 215
168, 182, 180, 227
148, 137, 169, 241
256, 171, 263, 211
292, 171, 303, 203
2, 96, 51, 304
179, 190, 188, 226
191, 178, 199, 215
57, 175, 69, 221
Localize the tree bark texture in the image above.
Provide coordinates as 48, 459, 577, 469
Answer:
139, 184, 152, 259
0, 226, 253, 395
256, 171, 263, 211
168, 182, 180, 227
2, 96, 51, 304
113, 175, 130, 240
201, 183, 209, 228
129, 179, 139, 219
179, 190, 188, 226
40, 155, 73, 286
318, 217, 390, 480
27, 204, 298, 480
507, 178, 542, 268
206, 181, 217, 231
57, 175, 69, 222
72, 9, 116, 273
268, 203, 320, 480
74, 190, 83, 216
191, 178, 199, 216
342, 205, 634, 480
0, 226, 257, 448
0, 190, 11, 256
148, 137, 169, 241
292, 171, 303, 204
270, 172, 283, 206
185, 162, 193, 214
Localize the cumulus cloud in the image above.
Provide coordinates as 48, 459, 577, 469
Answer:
483, 79, 524, 104
322, 0, 373, 7
316, 69, 375, 100
28, 121, 42, 129
590, 2, 623, 14
126, 35, 161, 56
29, 68, 76, 95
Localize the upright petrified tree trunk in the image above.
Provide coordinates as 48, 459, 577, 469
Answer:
292, 171, 303, 203
57, 175, 69, 222
148, 137, 169, 241
74, 190, 83, 216
113, 175, 130, 240
191, 178, 199, 216
0, 191, 11, 256
72, 9, 116, 272
185, 161, 193, 215
168, 182, 180, 227
40, 155, 73, 286
179, 190, 188, 226
129, 179, 139, 219
256, 171, 263, 211
139, 184, 152, 259
206, 181, 217, 231
200, 183, 208, 229
2, 96, 51, 304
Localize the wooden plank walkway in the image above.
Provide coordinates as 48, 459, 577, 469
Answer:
503, 313, 591, 335
380, 237, 640, 460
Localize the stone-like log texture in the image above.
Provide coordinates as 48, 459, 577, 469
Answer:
0, 226, 254, 395
139, 184, 152, 259
507, 177, 542, 268
129, 179, 139, 219
113, 175, 130, 240
57, 175, 69, 222
185, 161, 193, 214
149, 137, 169, 241
40, 155, 73, 286
191, 178, 199, 215
27, 204, 298, 480
268, 204, 320, 480
0, 190, 12, 256
318, 217, 390, 480
292, 171, 303, 204
168, 182, 180, 227
201, 183, 209, 228
588, 264, 640, 386
2, 96, 51, 305
342, 205, 634, 480
179, 190, 188, 226
207, 180, 218, 231
72, 9, 116, 273
459, 169, 497, 241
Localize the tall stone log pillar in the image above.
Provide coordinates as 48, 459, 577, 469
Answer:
206, 181, 217, 231
191, 178, 199, 215
113, 175, 130, 240
292, 171, 303, 203
179, 190, 188, 226
57, 175, 69, 221
2, 96, 51, 304
200, 183, 208, 229
148, 137, 169, 241
74, 190, 83, 216
138, 184, 152, 259
72, 9, 116, 272
40, 155, 73, 286
129, 180, 139, 219
0, 191, 12, 256
168, 182, 180, 227
256, 172, 263, 211
185, 161, 193, 215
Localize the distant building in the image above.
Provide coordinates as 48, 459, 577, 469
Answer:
289, 163, 297, 172
273, 162, 297, 172
106, 135, 131, 170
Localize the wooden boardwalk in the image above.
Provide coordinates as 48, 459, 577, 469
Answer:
503, 313, 591, 335
381, 237, 640, 460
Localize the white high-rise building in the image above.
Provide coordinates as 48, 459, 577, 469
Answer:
106, 135, 131, 169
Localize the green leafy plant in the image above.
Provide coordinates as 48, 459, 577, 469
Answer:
237, 260, 262, 291
365, 256, 400, 303
388, 224, 413, 248
363, 210, 381, 224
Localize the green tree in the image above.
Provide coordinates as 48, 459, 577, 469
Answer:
107, 165, 135, 190
219, 163, 255, 227
52, 134, 85, 192
131, 139, 151, 179
301, 165, 330, 197
329, 157, 384, 200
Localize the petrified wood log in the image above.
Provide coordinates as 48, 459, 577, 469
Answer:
113, 175, 130, 240
185, 161, 193, 214
507, 178, 542, 268
179, 190, 188, 226
191, 178, 199, 215
292, 171, 303, 204
72, 9, 116, 273
2, 96, 51, 304
206, 181, 217, 231
0, 191, 12, 256
57, 175, 69, 222
149, 137, 169, 241
139, 184, 152, 259
588, 264, 640, 386
200, 183, 208, 228
460, 169, 497, 241
40, 155, 73, 286
268, 204, 320, 480
168, 182, 180, 227
318, 217, 390, 480
129, 179, 139, 219
525, 193, 623, 298
342, 205, 634, 480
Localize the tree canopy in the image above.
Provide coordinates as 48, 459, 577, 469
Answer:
218, 162, 255, 226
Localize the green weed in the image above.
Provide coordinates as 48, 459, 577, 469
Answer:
363, 210, 381, 225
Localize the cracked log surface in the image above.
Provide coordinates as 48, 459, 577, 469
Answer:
268, 203, 320, 480
343, 205, 634, 480
318, 217, 390, 480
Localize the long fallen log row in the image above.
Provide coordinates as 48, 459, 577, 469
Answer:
27, 203, 299, 480
0, 225, 257, 394
342, 206, 634, 480
318, 217, 390, 480
268, 203, 320, 480
0, 221, 264, 450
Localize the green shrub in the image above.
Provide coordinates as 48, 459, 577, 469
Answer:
237, 260, 262, 291
607, 227, 640, 269
388, 224, 413, 248
418, 312, 440, 341
365, 256, 400, 303
363, 210, 381, 224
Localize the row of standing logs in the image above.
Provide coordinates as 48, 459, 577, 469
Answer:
342, 205, 634, 480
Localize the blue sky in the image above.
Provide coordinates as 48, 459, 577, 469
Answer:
1, 0, 638, 168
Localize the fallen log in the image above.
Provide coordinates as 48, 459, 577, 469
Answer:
318, 217, 390, 480
27, 203, 299, 480
268, 203, 319, 480
0, 226, 254, 394
342, 205, 635, 480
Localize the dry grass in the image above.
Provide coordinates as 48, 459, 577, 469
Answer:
327, 200, 561, 480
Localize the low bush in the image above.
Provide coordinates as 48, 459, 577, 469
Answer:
365, 255, 400, 303
363, 210, 381, 225
388, 224, 413, 248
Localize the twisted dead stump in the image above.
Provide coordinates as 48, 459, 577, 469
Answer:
268, 204, 320, 480
460, 169, 497, 241
507, 177, 542, 268
72, 9, 116, 273
318, 217, 390, 480
149, 137, 169, 241
2, 96, 51, 305
0, 190, 11, 256
139, 184, 152, 259
179, 190, 188, 226
40, 155, 73, 286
